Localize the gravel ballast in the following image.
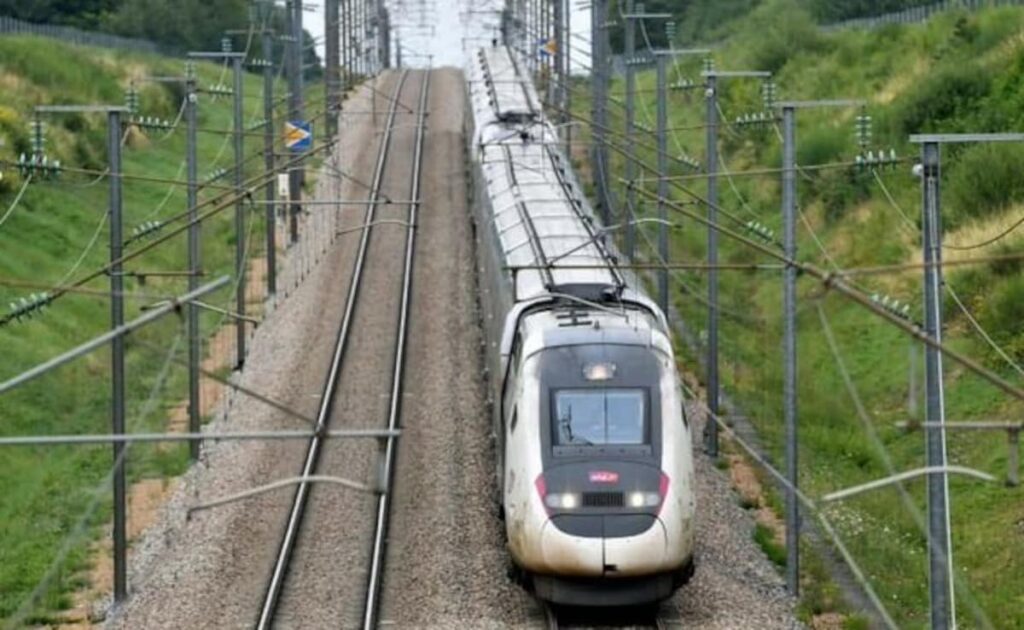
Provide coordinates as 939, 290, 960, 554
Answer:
104, 74, 400, 629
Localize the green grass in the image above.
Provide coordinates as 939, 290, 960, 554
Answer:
0, 35, 310, 622
753, 523, 787, 568
572, 3, 1024, 627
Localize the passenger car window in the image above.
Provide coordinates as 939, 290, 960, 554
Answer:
553, 389, 646, 446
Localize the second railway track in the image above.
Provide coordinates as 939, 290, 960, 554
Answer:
256, 68, 430, 630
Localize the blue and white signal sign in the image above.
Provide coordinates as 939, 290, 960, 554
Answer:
284, 120, 312, 152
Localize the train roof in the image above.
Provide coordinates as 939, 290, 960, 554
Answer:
468, 45, 627, 304
475, 46, 540, 123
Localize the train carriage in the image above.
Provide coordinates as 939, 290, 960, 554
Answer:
466, 43, 697, 607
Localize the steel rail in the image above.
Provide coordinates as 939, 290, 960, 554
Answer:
361, 69, 431, 630
254, 69, 412, 630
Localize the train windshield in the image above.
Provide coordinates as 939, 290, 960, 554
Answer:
553, 389, 647, 446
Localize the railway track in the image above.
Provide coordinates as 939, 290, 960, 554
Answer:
254, 68, 430, 629
541, 601, 674, 630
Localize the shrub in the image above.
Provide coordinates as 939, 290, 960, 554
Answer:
889, 63, 992, 136
978, 275, 1024, 358
946, 143, 1024, 228
815, 170, 872, 225
737, 0, 829, 74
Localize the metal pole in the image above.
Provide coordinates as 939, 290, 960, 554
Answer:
781, 104, 799, 597
909, 339, 919, 418
381, 5, 390, 70
344, 0, 352, 90
364, 0, 372, 75
326, 0, 340, 139
563, 0, 571, 151
288, 0, 303, 244
921, 139, 954, 630
232, 56, 246, 369
544, 0, 551, 105
554, 0, 564, 116
340, 0, 348, 90
624, 0, 637, 260
186, 73, 202, 462
262, 26, 277, 296
591, 0, 610, 226
107, 108, 127, 605
656, 54, 668, 318
705, 73, 720, 459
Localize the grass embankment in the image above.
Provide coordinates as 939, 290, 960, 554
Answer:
573, 2, 1024, 627
0, 36, 302, 623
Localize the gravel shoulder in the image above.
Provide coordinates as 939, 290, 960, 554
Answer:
270, 69, 425, 629
103, 75, 396, 630
375, 67, 538, 628
661, 403, 801, 629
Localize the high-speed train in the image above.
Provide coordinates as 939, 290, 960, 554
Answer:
466, 44, 697, 607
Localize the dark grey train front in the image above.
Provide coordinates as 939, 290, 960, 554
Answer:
466, 44, 697, 607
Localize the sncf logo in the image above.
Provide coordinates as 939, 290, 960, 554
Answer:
588, 470, 619, 484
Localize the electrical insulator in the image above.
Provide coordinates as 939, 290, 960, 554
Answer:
206, 167, 229, 183
129, 220, 165, 243
29, 119, 46, 155
8, 292, 51, 322
16, 153, 62, 179
761, 80, 776, 111
125, 86, 140, 115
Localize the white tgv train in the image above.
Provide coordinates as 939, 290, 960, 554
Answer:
466, 44, 697, 607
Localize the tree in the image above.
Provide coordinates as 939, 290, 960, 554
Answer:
0, 0, 120, 29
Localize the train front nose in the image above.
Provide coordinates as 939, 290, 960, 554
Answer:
538, 514, 668, 576
531, 464, 676, 606
534, 463, 669, 576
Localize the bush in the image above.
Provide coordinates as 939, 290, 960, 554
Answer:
977, 275, 1024, 362
946, 143, 1024, 228
889, 63, 992, 136
989, 241, 1024, 277
737, 0, 829, 74
815, 170, 872, 225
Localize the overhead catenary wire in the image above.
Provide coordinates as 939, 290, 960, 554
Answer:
815, 301, 995, 629
0, 174, 33, 231
626, 181, 1024, 405
946, 284, 1024, 380
945, 212, 1024, 251
872, 168, 919, 234
6, 330, 184, 627
0, 139, 335, 328
55, 209, 109, 288
678, 378, 899, 630
541, 18, 1013, 624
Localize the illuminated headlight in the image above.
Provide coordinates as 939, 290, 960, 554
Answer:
582, 362, 616, 381
627, 491, 662, 508
544, 492, 581, 510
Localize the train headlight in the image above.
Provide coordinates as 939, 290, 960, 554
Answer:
544, 492, 581, 510
627, 492, 662, 508
583, 362, 616, 381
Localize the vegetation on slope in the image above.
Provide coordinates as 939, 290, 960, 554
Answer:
0, 36, 291, 622
0, 1, 322, 77
577, 1, 1024, 627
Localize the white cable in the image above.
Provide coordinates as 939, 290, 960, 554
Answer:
0, 174, 33, 230
7, 331, 184, 627
55, 210, 108, 288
